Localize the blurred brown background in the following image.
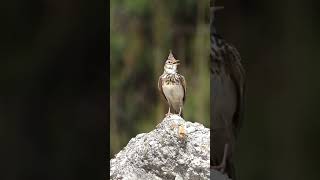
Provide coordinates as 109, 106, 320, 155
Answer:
110, 0, 210, 157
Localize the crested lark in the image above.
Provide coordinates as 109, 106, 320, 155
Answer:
158, 51, 186, 117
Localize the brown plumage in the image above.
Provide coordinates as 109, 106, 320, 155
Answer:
158, 51, 186, 117
210, 3, 246, 180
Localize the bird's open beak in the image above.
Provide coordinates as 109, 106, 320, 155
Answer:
213, 6, 224, 11
174, 60, 180, 65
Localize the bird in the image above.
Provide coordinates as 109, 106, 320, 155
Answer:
158, 50, 186, 118
210, 3, 246, 180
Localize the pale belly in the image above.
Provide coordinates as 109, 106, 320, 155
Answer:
211, 69, 237, 129
162, 84, 184, 104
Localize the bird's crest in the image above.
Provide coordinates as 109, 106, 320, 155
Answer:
166, 50, 180, 64
167, 50, 176, 61
210, 0, 224, 11
211, 6, 224, 11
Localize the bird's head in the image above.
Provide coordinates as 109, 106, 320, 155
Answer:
164, 50, 180, 74
210, 6, 224, 31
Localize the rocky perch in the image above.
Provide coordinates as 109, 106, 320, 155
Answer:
110, 114, 231, 180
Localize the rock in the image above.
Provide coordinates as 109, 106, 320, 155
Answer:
210, 169, 232, 180
110, 114, 229, 180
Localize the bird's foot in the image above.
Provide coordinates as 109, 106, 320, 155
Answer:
165, 112, 172, 117
211, 144, 229, 174
211, 163, 226, 173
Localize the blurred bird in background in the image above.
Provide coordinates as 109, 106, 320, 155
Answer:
210, 1, 246, 179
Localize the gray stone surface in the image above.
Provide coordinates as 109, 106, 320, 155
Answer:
110, 114, 229, 180
210, 169, 231, 180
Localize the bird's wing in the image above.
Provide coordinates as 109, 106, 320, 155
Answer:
179, 75, 186, 103
158, 75, 167, 102
226, 43, 246, 138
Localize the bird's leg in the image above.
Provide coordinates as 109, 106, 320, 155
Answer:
212, 143, 229, 173
178, 107, 182, 116
165, 107, 171, 117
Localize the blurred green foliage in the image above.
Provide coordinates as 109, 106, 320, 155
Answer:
110, 0, 210, 157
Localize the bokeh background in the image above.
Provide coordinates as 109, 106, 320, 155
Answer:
1, 0, 106, 179
111, 0, 320, 180
110, 0, 211, 157
214, 0, 320, 180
